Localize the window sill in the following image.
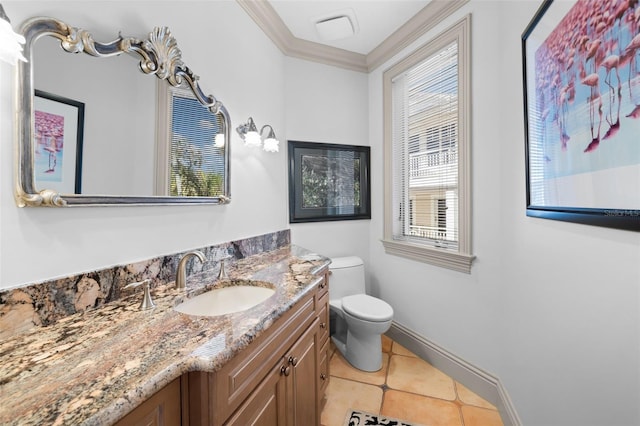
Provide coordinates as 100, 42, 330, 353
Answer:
381, 239, 475, 274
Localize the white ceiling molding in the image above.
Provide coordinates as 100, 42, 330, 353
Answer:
365, 0, 469, 71
236, 0, 469, 74
236, 0, 368, 73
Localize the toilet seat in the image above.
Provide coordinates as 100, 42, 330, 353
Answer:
342, 294, 393, 322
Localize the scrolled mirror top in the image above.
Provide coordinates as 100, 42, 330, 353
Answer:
16, 17, 231, 207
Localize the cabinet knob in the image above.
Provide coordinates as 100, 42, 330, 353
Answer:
320, 322, 327, 329
319, 280, 326, 289
320, 373, 327, 380
288, 356, 298, 366
281, 365, 291, 376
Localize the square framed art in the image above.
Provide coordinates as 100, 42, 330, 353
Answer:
288, 141, 371, 223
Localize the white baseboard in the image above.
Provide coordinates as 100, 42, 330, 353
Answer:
386, 321, 522, 426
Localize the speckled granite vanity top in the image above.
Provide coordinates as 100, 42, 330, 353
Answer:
0, 245, 329, 425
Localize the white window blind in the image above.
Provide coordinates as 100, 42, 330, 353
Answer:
383, 15, 473, 273
169, 95, 225, 197
391, 40, 459, 250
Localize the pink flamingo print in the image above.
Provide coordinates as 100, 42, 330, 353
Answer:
581, 73, 604, 152
601, 54, 621, 93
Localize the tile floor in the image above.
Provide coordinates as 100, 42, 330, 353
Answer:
320, 335, 504, 426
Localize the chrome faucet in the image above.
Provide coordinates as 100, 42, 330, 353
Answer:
176, 250, 206, 290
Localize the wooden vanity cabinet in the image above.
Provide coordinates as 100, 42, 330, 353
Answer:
187, 271, 330, 426
224, 318, 318, 426
114, 377, 182, 426
115, 272, 330, 426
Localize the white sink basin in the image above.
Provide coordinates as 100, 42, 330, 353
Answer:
174, 282, 276, 317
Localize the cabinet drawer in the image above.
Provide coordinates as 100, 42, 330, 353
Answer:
209, 292, 316, 424
317, 272, 329, 299
317, 292, 329, 346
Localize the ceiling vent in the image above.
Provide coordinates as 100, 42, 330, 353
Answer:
313, 8, 359, 42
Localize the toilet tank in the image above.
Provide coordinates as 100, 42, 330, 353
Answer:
329, 256, 365, 300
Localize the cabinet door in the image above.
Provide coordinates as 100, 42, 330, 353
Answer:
205, 293, 316, 425
225, 361, 288, 426
286, 318, 319, 426
316, 285, 330, 408
114, 378, 181, 426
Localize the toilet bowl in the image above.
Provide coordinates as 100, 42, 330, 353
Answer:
329, 257, 393, 372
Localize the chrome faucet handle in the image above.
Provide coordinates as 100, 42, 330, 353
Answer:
176, 250, 206, 290
124, 279, 156, 310
218, 257, 230, 280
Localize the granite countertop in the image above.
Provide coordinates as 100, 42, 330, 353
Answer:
0, 245, 330, 426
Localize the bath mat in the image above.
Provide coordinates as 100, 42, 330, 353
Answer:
343, 409, 424, 426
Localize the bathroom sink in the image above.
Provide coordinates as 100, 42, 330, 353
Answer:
174, 280, 276, 317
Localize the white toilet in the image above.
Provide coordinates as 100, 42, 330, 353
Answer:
329, 256, 393, 372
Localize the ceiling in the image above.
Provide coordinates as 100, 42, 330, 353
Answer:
237, 0, 466, 72
268, 1, 430, 55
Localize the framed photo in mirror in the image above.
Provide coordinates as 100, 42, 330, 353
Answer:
33, 90, 84, 194
288, 140, 371, 223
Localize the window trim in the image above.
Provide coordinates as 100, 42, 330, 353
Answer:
382, 15, 474, 274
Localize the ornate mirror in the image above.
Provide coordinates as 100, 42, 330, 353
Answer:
15, 17, 231, 207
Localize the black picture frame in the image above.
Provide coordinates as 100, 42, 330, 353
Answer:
34, 89, 85, 194
288, 140, 371, 223
522, 0, 640, 231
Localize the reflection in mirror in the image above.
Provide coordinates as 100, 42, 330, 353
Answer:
33, 89, 85, 194
16, 17, 230, 206
33, 35, 155, 197
156, 84, 227, 197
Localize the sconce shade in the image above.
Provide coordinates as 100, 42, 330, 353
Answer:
236, 117, 279, 152
0, 4, 27, 65
262, 126, 279, 152
244, 131, 262, 147
263, 137, 279, 152
237, 116, 262, 147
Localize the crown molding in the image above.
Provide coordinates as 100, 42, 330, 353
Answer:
236, 0, 291, 53
285, 36, 369, 73
236, 0, 469, 73
366, 0, 469, 71
236, 0, 368, 73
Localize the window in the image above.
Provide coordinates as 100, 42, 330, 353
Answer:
155, 84, 227, 198
169, 94, 225, 197
382, 15, 474, 273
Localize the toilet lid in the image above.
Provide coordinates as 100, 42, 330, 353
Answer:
342, 294, 393, 322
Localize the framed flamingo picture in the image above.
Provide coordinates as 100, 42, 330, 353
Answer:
34, 90, 85, 194
522, 0, 640, 231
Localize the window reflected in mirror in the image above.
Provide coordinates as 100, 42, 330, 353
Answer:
156, 85, 227, 197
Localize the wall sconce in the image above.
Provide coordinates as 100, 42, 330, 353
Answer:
236, 117, 279, 152
0, 4, 27, 65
